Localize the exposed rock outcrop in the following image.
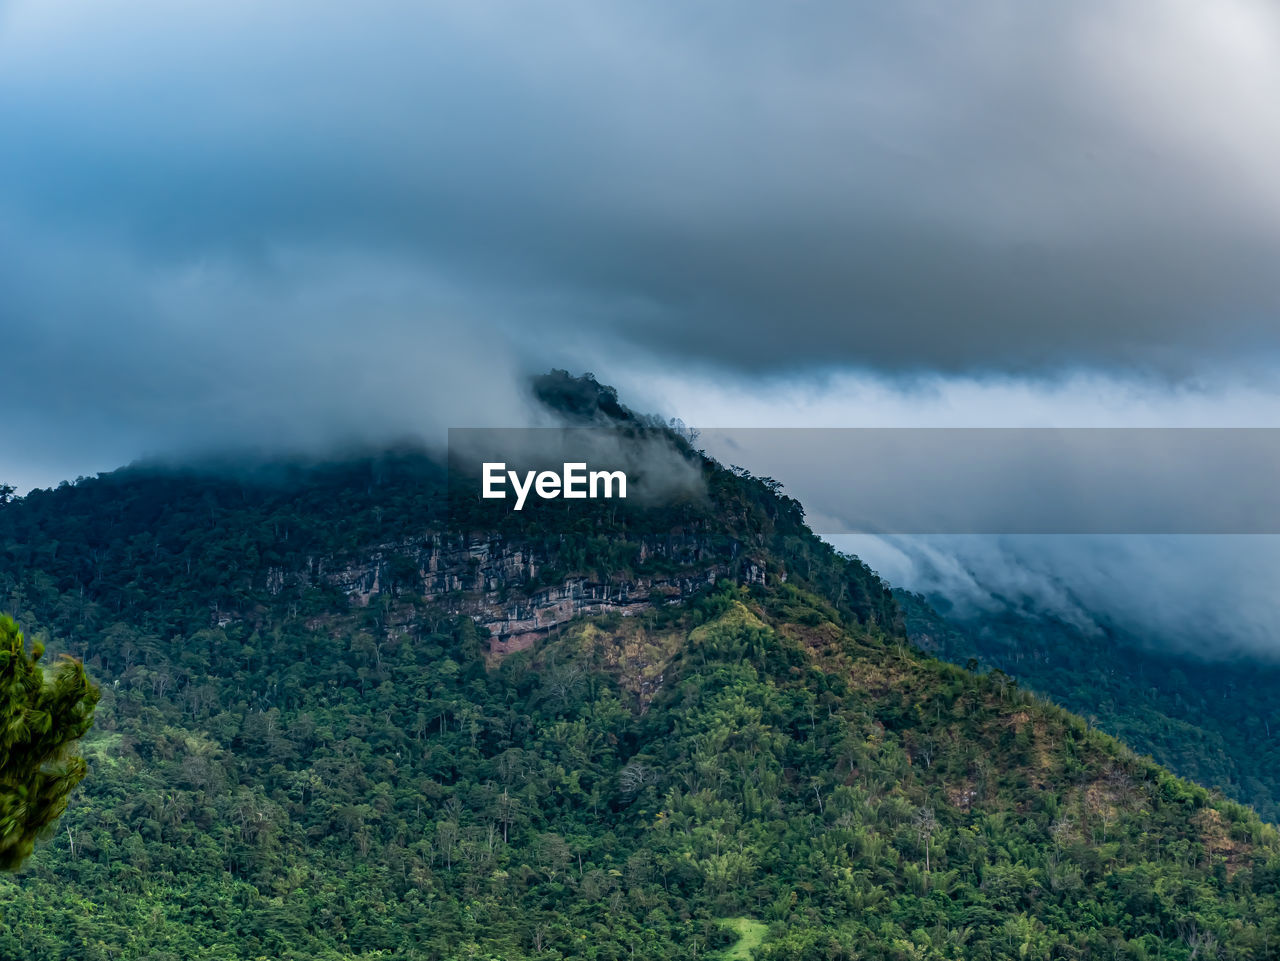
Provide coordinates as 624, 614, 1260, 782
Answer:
271, 532, 768, 655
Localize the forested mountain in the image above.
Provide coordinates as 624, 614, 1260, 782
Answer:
2, 375, 1280, 960
900, 591, 1280, 825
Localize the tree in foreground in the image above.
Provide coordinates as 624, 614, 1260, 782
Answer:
0, 615, 98, 870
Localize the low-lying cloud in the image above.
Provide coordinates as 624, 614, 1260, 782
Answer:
835, 533, 1280, 662
669, 375, 1280, 659
5, 0, 1280, 430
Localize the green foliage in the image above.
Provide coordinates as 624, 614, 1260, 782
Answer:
715, 917, 768, 959
0, 579, 1276, 958
0, 390, 1276, 956
901, 590, 1280, 823
0, 441, 895, 641
0, 614, 98, 870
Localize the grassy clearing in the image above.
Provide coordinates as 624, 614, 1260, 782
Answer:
716, 918, 768, 960
82, 731, 123, 768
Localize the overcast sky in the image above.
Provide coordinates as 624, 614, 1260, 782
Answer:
4, 1, 1280, 652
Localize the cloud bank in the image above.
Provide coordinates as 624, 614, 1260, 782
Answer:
834, 533, 1280, 662
5, 1, 1280, 460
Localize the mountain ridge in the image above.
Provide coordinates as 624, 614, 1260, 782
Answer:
1, 374, 1277, 959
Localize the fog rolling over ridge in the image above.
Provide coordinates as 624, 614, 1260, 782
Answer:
5, 1, 1280, 662
7, 1, 1280, 485
834, 533, 1280, 661
686, 425, 1280, 660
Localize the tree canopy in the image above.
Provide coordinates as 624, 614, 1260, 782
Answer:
0, 615, 98, 870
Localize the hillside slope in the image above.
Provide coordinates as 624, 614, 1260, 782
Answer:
901, 590, 1280, 824
4, 572, 1279, 960
1, 378, 1278, 959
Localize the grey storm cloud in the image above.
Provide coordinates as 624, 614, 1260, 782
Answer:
4, 0, 1280, 382
4, 1, 1280, 474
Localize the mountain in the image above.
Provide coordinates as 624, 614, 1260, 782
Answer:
900, 590, 1280, 824
2, 374, 1279, 960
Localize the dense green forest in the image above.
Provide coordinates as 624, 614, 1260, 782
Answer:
7, 576, 1280, 960
900, 592, 1280, 825
2, 377, 1279, 959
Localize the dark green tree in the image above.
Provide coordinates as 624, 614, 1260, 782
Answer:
0, 615, 98, 870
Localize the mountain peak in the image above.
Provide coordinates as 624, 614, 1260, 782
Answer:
531, 369, 638, 425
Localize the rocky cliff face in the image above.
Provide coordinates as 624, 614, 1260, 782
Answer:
270, 532, 769, 656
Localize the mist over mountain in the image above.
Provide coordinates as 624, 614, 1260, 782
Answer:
8, 0, 1280, 492
836, 533, 1280, 661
